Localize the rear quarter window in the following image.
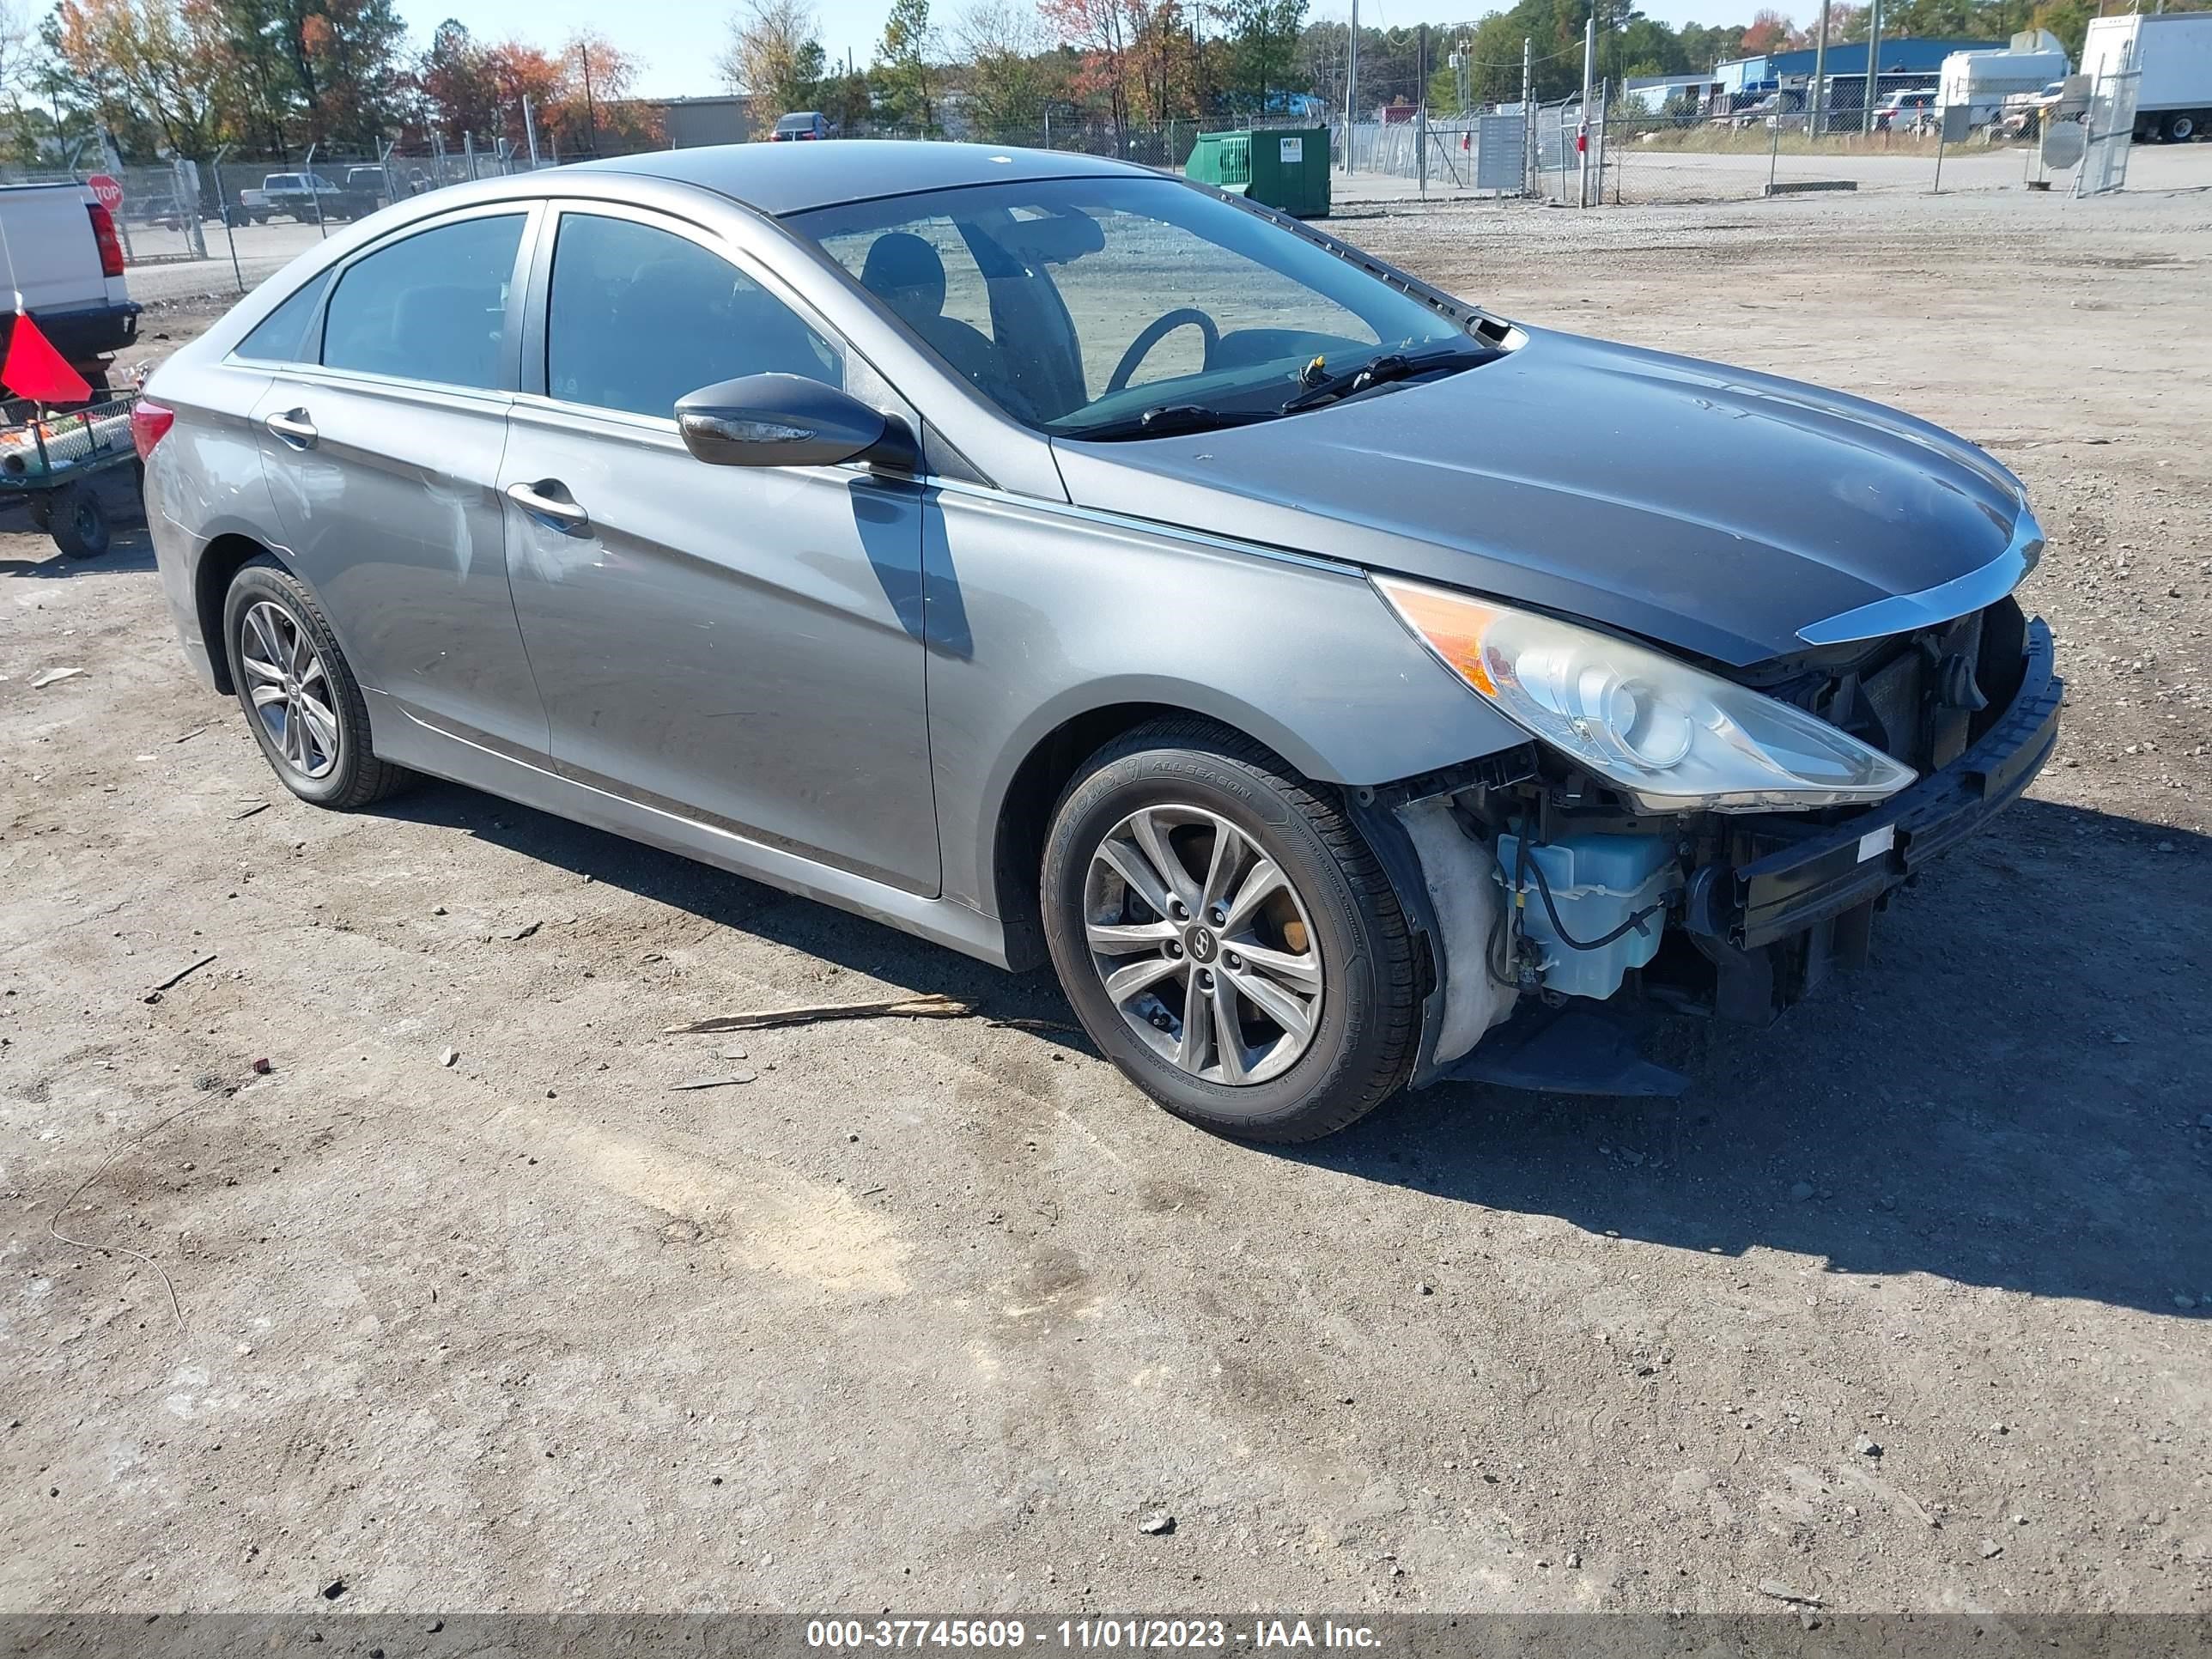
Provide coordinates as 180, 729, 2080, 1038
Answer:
234, 269, 337, 363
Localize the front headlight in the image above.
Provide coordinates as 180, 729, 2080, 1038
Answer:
1375, 575, 1917, 812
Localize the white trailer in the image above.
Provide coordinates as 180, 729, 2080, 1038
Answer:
2081, 12, 2212, 143
1939, 33, 2071, 128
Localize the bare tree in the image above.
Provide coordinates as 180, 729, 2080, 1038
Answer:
717, 0, 827, 123
0, 0, 26, 99
952, 0, 1048, 128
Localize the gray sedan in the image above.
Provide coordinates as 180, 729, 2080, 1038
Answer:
137, 143, 2059, 1140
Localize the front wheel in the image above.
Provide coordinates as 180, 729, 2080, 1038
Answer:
1041, 719, 1420, 1143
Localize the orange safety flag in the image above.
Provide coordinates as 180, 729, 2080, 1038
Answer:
2, 311, 94, 405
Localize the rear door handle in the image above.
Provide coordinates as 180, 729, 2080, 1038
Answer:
505, 480, 591, 535
264, 408, 317, 448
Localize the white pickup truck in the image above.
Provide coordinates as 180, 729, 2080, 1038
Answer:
0, 180, 141, 390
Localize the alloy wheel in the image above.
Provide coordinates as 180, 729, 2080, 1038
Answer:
239, 599, 341, 780
1083, 805, 1324, 1086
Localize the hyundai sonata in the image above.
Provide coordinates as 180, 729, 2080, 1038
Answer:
137, 143, 2061, 1140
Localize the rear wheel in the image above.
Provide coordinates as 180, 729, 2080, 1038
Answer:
2165, 112, 2199, 143
1041, 719, 1419, 1143
222, 556, 414, 810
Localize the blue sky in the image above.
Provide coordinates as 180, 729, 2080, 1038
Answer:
395, 0, 1776, 100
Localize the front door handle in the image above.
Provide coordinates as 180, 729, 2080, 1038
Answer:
506, 479, 591, 535
264, 408, 318, 449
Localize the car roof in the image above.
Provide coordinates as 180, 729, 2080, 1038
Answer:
574, 140, 1154, 217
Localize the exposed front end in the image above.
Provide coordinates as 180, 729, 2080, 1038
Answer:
1367, 586, 2062, 1093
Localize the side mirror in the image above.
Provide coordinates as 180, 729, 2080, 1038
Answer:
675, 373, 917, 472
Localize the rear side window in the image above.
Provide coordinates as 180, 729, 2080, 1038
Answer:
544, 212, 840, 420
322, 214, 525, 390
235, 269, 336, 363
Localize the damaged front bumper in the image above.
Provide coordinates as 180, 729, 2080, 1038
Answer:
1680, 616, 2060, 1025
1357, 616, 2063, 1096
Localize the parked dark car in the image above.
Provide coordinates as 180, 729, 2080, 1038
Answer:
340, 166, 392, 209
770, 111, 833, 141
134, 143, 2061, 1141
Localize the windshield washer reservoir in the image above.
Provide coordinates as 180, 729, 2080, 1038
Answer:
1497, 831, 1678, 1001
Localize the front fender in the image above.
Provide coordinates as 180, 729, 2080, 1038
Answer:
922, 483, 1530, 927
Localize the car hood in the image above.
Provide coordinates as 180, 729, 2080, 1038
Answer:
1048, 326, 2033, 665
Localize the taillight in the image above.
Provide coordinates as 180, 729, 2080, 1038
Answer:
88, 203, 125, 277
131, 398, 174, 461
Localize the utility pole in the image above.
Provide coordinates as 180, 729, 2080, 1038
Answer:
1809, 0, 1829, 136
1522, 35, 1534, 195
1417, 22, 1430, 198
580, 42, 597, 154
1578, 9, 1595, 206
1862, 0, 1883, 132
1343, 0, 1360, 173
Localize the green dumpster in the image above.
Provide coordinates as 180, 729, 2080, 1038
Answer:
1185, 126, 1331, 218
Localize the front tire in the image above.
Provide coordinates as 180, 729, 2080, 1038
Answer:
222, 555, 414, 810
1041, 718, 1419, 1143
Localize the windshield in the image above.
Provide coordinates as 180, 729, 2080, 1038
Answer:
789, 176, 1474, 436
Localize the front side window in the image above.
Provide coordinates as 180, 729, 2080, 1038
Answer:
793, 176, 1474, 434
322, 214, 525, 390
544, 213, 841, 420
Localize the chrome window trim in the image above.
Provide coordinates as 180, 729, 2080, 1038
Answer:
1796, 508, 2045, 646
227, 199, 542, 386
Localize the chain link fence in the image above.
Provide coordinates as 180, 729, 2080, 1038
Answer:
6, 88, 2153, 301
2, 133, 666, 284
1340, 116, 1529, 194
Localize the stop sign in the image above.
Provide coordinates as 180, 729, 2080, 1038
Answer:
88, 173, 123, 212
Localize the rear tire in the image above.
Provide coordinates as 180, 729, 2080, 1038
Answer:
1041, 718, 1419, 1143
2165, 112, 2199, 143
222, 555, 415, 811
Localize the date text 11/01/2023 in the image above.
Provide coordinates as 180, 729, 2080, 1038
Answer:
805, 1620, 1384, 1650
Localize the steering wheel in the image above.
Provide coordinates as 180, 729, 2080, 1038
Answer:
1106, 307, 1222, 396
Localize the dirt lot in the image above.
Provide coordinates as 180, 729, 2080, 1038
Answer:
3, 179, 2208, 1618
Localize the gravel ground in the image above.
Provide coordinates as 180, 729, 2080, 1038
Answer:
3, 175, 2208, 1617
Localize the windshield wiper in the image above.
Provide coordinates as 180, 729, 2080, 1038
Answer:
1279, 345, 1494, 415
1063, 404, 1280, 442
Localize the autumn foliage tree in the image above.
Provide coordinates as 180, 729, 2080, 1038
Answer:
555, 28, 660, 154
1040, 0, 1137, 136
49, 0, 403, 156
1739, 9, 1798, 53
295, 0, 405, 147
51, 0, 224, 156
